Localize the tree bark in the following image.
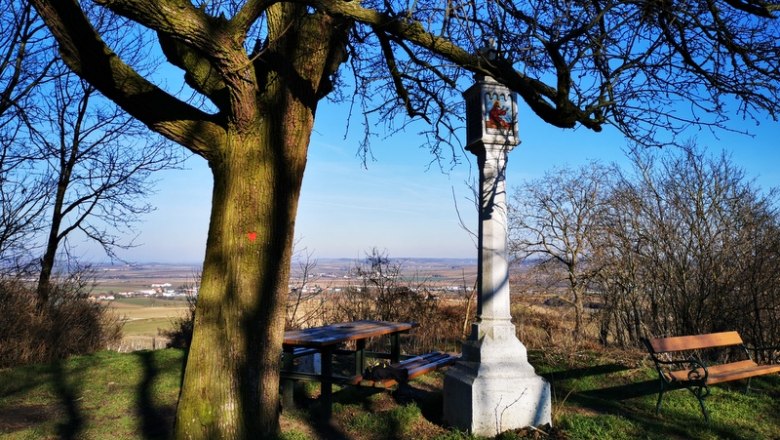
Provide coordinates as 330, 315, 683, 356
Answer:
171, 10, 342, 437
174, 63, 315, 440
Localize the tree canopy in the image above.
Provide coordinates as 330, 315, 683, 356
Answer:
31, 0, 780, 156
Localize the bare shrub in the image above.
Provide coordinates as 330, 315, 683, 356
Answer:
328, 248, 463, 353
161, 292, 197, 350
0, 276, 122, 367
160, 272, 200, 349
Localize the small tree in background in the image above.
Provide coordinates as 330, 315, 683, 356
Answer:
509, 162, 615, 341
332, 248, 443, 352
286, 248, 324, 329
27, 65, 178, 309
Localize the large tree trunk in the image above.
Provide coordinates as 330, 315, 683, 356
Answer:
26, 1, 346, 437
175, 102, 311, 438
174, 80, 313, 436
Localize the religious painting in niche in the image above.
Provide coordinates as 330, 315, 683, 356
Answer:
483, 91, 515, 133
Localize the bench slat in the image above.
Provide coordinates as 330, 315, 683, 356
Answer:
405, 355, 458, 380
668, 359, 757, 382
359, 352, 459, 388
708, 362, 780, 385
649, 331, 743, 353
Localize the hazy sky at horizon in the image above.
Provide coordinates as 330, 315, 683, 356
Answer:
75, 93, 780, 266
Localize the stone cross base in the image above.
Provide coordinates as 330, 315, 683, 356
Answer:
443, 321, 552, 436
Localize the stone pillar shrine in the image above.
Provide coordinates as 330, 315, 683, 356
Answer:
442, 74, 551, 436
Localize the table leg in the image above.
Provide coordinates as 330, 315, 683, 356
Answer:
355, 339, 366, 376
390, 333, 401, 363
321, 346, 334, 420
281, 347, 295, 409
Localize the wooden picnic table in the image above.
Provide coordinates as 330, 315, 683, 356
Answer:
281, 320, 418, 418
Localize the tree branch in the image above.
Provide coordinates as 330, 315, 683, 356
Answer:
28, 0, 225, 160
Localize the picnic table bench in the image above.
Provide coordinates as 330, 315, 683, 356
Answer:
642, 331, 780, 421
281, 320, 457, 418
358, 351, 459, 388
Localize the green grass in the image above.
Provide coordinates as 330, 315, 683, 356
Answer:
0, 349, 183, 439
1, 348, 778, 439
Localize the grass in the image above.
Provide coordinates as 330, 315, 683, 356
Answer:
1, 348, 778, 439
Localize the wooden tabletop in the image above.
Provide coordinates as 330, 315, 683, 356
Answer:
283, 320, 417, 347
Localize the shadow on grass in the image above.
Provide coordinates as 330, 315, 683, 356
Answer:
285, 384, 353, 439
135, 350, 176, 440
50, 360, 84, 440
541, 363, 631, 382
552, 362, 780, 440
392, 383, 444, 425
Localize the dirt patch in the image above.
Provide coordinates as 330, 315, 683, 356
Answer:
0, 403, 61, 433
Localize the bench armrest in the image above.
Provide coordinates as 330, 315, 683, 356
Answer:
651, 355, 709, 383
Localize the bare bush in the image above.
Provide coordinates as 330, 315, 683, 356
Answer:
509, 145, 780, 351
328, 248, 457, 353
0, 275, 122, 367
598, 146, 780, 348
160, 273, 200, 350
161, 292, 197, 350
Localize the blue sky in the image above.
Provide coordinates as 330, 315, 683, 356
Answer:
88, 95, 779, 264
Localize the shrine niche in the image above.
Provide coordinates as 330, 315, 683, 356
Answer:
485, 92, 513, 130
463, 74, 518, 148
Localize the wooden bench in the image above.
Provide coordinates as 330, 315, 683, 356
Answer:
358, 351, 459, 388
642, 331, 780, 421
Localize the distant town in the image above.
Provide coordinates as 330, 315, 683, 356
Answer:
89, 258, 479, 301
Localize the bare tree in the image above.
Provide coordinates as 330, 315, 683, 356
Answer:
0, 143, 48, 269
26, 0, 780, 436
285, 247, 324, 329
509, 162, 614, 341
597, 145, 780, 347
0, 0, 57, 269
25, 65, 178, 307
0, 0, 56, 118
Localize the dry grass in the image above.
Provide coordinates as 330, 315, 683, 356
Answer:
107, 298, 190, 352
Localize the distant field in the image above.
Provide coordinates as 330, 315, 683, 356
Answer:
108, 298, 190, 348
111, 297, 189, 309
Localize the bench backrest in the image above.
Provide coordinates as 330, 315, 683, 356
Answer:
646, 331, 744, 353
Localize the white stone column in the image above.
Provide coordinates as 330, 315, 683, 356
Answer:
443, 76, 551, 437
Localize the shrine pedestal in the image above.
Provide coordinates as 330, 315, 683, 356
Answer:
443, 320, 551, 436
443, 74, 551, 436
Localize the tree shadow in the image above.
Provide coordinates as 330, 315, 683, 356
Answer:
541, 363, 630, 382
578, 379, 663, 401
549, 363, 780, 439
135, 350, 176, 439
49, 360, 83, 440
392, 383, 444, 425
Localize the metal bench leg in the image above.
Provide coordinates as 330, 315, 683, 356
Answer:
655, 383, 666, 415
745, 377, 752, 394
688, 385, 711, 423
